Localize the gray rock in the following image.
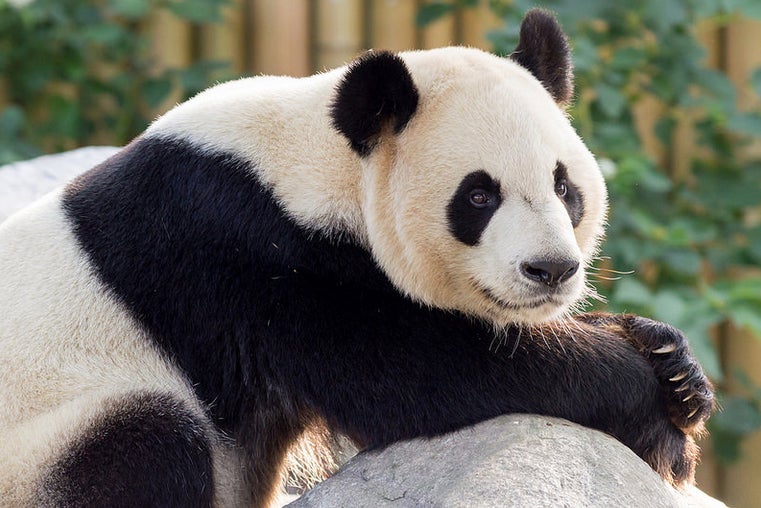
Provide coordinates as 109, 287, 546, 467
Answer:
288, 414, 725, 508
0, 146, 119, 222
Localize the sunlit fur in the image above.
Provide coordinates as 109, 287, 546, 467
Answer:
0, 44, 711, 505
148, 47, 608, 327
0, 192, 248, 506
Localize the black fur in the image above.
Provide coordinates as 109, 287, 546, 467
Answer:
62, 137, 711, 497
447, 170, 502, 246
37, 392, 213, 508
554, 161, 584, 227
331, 51, 419, 156
510, 9, 574, 105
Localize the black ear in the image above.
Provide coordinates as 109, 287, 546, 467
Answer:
331, 51, 419, 157
510, 9, 573, 106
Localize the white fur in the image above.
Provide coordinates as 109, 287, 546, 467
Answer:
0, 192, 245, 506
366, 49, 606, 325
146, 47, 607, 326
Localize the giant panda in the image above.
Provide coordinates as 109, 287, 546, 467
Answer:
0, 9, 713, 508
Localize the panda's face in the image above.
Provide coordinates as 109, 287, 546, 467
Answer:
350, 49, 607, 326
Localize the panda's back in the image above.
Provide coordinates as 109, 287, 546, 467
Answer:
0, 191, 193, 426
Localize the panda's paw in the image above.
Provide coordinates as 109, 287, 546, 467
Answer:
628, 317, 715, 433
642, 420, 700, 486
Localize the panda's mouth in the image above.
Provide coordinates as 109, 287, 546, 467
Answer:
475, 284, 560, 311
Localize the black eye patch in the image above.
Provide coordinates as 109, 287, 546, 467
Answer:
554, 161, 584, 227
447, 170, 502, 246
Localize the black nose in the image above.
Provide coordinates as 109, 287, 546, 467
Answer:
520, 259, 579, 287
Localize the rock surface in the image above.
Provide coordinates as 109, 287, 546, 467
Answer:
0, 146, 119, 222
288, 415, 725, 508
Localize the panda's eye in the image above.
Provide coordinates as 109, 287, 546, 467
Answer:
468, 189, 490, 208
555, 180, 568, 198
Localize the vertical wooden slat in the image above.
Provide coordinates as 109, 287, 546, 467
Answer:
147, 9, 193, 114
718, 325, 761, 508
633, 22, 721, 179
200, 0, 246, 75
249, 0, 310, 76
632, 96, 666, 168
694, 436, 719, 498
716, 17, 761, 508
150, 9, 193, 70
671, 21, 721, 179
460, 0, 501, 49
370, 0, 416, 51
725, 18, 761, 158
314, 0, 364, 71
420, 9, 456, 49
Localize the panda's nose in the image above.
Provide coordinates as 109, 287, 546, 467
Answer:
520, 259, 579, 287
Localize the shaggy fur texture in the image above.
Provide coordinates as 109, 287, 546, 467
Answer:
0, 10, 713, 507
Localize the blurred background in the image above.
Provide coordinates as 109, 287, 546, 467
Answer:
1, 0, 760, 505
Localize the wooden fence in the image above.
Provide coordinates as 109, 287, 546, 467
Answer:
150, 0, 500, 77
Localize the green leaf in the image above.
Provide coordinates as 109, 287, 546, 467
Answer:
142, 78, 173, 108
47, 95, 80, 138
695, 68, 736, 105
611, 278, 652, 308
750, 67, 761, 98
710, 425, 743, 463
416, 2, 455, 26
639, 168, 672, 193
167, 0, 227, 23
692, 0, 724, 17
679, 303, 724, 380
109, 0, 151, 19
712, 396, 761, 434
726, 278, 761, 305
748, 228, 761, 263
661, 249, 702, 276
571, 37, 600, 73
654, 116, 676, 146
692, 331, 723, 380
82, 24, 124, 45
0, 105, 25, 136
644, 0, 688, 30
611, 47, 647, 71
728, 112, 761, 136
728, 304, 761, 337
596, 82, 627, 118
728, 0, 761, 18
651, 289, 686, 323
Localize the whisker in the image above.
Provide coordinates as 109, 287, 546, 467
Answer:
587, 267, 635, 275
509, 326, 522, 358
550, 325, 566, 353
538, 326, 550, 349
588, 274, 625, 281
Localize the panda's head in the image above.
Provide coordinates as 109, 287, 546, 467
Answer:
331, 9, 607, 326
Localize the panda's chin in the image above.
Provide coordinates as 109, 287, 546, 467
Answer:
473, 284, 578, 326
485, 299, 571, 327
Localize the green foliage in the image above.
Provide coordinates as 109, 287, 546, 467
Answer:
417, 0, 479, 26
419, 0, 761, 461
0, 0, 231, 164
710, 369, 761, 461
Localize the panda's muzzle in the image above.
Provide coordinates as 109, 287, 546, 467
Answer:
520, 259, 579, 288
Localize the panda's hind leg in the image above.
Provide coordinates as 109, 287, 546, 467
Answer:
29, 391, 215, 508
